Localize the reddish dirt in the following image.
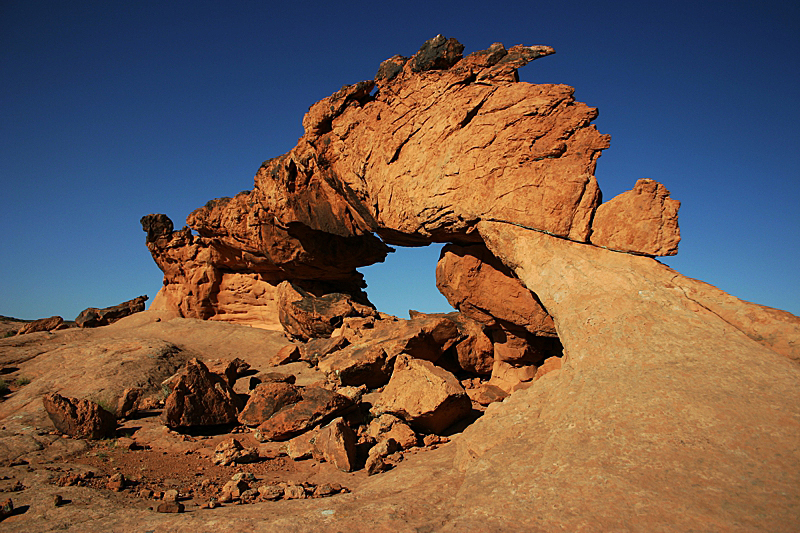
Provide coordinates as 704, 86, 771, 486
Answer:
49, 409, 371, 511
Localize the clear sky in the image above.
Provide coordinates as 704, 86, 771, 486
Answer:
1, 0, 798, 320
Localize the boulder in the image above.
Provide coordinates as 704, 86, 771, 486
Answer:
316, 345, 391, 389
255, 386, 353, 441
162, 357, 247, 392
115, 387, 142, 419
75, 296, 148, 328
237, 382, 303, 427
15, 316, 66, 335
467, 383, 509, 406
436, 243, 556, 336
312, 417, 358, 472
316, 313, 464, 388
534, 356, 562, 380
488, 358, 538, 393
301, 336, 349, 364
212, 438, 259, 466
374, 355, 472, 434
446, 314, 494, 375
590, 178, 681, 256
366, 414, 418, 449
489, 324, 545, 366
277, 281, 378, 341
268, 344, 301, 366
162, 358, 240, 428
42, 393, 116, 439
205, 357, 250, 388
365, 437, 401, 476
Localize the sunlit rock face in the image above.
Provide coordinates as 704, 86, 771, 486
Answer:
142, 34, 679, 333
124, 36, 800, 531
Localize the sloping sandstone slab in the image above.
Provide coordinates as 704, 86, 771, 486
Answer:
456, 221, 800, 531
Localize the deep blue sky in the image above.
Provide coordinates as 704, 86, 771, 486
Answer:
1, 0, 798, 320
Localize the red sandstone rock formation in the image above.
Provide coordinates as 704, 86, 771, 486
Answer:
143, 35, 680, 332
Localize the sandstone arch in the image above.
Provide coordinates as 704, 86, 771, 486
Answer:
134, 36, 800, 530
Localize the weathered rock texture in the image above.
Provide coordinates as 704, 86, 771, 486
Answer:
143, 35, 682, 331
255, 386, 353, 441
76, 296, 148, 328
277, 281, 377, 341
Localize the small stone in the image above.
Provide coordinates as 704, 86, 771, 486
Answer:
423, 434, 449, 446
313, 483, 338, 497
106, 473, 126, 492
257, 485, 283, 501
162, 489, 179, 501
116, 387, 142, 419
1, 498, 13, 519
240, 488, 259, 502
230, 472, 255, 482
365, 455, 390, 476
115, 437, 136, 450
53, 494, 64, 507
138, 489, 153, 499
221, 479, 249, 499
283, 484, 306, 500
156, 501, 185, 513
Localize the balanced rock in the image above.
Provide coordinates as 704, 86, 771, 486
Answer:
42, 393, 116, 439
591, 178, 681, 256
374, 355, 472, 434
316, 345, 391, 389
75, 295, 148, 328
162, 358, 240, 428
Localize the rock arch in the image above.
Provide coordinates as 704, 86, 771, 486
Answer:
141, 34, 684, 393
